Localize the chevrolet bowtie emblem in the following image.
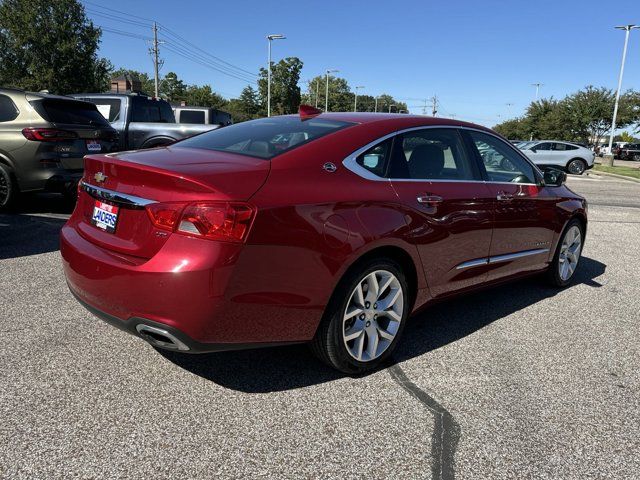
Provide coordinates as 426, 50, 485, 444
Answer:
94, 172, 107, 183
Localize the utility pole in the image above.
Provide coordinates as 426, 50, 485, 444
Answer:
431, 95, 438, 116
422, 99, 428, 115
151, 22, 162, 98
605, 25, 639, 166
266, 34, 286, 117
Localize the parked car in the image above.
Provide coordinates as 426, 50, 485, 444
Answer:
0, 87, 118, 208
519, 141, 595, 175
61, 109, 587, 373
71, 93, 217, 151
619, 143, 640, 161
173, 106, 232, 127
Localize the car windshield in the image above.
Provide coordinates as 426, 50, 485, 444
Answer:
175, 115, 354, 159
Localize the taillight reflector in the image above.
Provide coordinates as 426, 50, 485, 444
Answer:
22, 128, 78, 142
145, 202, 255, 243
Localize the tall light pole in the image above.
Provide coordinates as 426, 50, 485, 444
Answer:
374, 96, 381, 112
531, 83, 543, 101
266, 34, 285, 117
606, 24, 639, 165
354, 86, 365, 112
325, 69, 338, 111
315, 78, 320, 108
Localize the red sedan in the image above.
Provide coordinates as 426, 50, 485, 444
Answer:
61, 108, 587, 373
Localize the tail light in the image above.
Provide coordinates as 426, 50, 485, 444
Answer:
22, 128, 78, 142
145, 202, 255, 243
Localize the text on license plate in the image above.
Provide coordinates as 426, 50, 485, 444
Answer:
86, 140, 102, 152
92, 201, 119, 233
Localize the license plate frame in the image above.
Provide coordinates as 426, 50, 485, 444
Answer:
91, 200, 119, 233
86, 139, 102, 152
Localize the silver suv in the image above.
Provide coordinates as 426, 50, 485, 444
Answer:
0, 88, 118, 208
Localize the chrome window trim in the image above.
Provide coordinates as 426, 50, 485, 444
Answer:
455, 248, 550, 270
342, 125, 544, 186
80, 180, 155, 208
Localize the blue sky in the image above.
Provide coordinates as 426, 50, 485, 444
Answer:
86, 0, 640, 126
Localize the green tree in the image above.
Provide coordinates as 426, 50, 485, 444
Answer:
225, 86, 261, 122
161, 72, 186, 101
0, 0, 110, 94
493, 117, 529, 139
258, 57, 303, 115
182, 84, 227, 109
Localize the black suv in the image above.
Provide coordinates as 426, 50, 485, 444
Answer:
0, 88, 118, 208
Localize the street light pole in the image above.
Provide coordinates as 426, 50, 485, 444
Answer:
315, 78, 320, 108
532, 83, 543, 101
325, 69, 338, 111
266, 34, 285, 117
374, 96, 379, 113
606, 25, 639, 165
354, 86, 365, 112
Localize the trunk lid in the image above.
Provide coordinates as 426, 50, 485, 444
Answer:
75, 147, 269, 258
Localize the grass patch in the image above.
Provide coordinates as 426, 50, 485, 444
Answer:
594, 164, 640, 179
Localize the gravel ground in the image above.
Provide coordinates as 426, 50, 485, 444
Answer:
0, 174, 638, 479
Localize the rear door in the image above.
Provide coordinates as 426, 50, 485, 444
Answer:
388, 127, 495, 298
465, 130, 558, 280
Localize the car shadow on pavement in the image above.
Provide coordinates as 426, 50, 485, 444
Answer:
160, 256, 606, 393
0, 193, 73, 260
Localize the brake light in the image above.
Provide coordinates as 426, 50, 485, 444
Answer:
22, 128, 78, 142
146, 203, 185, 231
145, 202, 255, 243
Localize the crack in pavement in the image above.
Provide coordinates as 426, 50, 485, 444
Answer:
389, 363, 460, 480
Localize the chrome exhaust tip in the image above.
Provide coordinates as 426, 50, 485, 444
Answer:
135, 324, 190, 351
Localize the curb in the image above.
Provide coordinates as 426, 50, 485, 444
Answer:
587, 170, 640, 184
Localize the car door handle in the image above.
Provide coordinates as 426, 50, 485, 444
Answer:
496, 192, 514, 201
416, 194, 444, 204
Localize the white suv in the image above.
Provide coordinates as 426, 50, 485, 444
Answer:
519, 141, 595, 175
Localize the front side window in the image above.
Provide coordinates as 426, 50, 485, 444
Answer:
389, 128, 477, 180
469, 131, 537, 184
175, 116, 354, 159
0, 95, 19, 122
534, 142, 552, 151
132, 98, 175, 123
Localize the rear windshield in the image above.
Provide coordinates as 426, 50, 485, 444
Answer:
175, 116, 354, 159
41, 100, 111, 127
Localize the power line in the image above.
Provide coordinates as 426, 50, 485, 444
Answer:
86, 9, 150, 28
99, 26, 152, 41
83, 1, 154, 23
163, 44, 255, 84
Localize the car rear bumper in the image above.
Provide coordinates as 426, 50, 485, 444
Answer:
60, 223, 320, 349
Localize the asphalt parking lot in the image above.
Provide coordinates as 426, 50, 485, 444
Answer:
1, 174, 639, 479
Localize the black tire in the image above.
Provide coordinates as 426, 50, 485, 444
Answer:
311, 258, 410, 374
633, 153, 640, 162
547, 218, 584, 287
0, 163, 18, 210
566, 158, 587, 175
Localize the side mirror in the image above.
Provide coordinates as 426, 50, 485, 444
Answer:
543, 168, 566, 187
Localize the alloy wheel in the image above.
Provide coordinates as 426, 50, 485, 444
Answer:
558, 225, 582, 281
342, 269, 404, 362
567, 159, 585, 175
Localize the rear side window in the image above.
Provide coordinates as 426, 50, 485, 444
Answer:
90, 99, 122, 123
534, 142, 552, 151
553, 143, 578, 151
356, 139, 393, 177
132, 98, 175, 123
179, 110, 205, 124
40, 100, 110, 126
0, 95, 19, 122
389, 128, 477, 180
176, 116, 354, 159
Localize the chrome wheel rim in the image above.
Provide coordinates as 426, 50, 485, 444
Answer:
342, 269, 404, 362
559, 226, 582, 281
568, 160, 584, 175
